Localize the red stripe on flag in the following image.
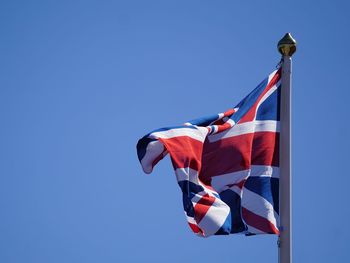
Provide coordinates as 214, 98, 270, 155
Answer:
194, 194, 216, 223
188, 222, 203, 234
200, 133, 253, 183
200, 132, 278, 183
216, 122, 233, 133
242, 207, 279, 234
252, 132, 279, 166
159, 136, 203, 171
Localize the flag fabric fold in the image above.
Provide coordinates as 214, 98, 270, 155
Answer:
137, 68, 281, 237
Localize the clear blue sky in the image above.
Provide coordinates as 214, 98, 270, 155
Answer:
1, 1, 349, 262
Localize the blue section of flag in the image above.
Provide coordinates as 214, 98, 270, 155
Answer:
244, 177, 279, 213
220, 189, 247, 233
256, 86, 281, 121
182, 194, 195, 217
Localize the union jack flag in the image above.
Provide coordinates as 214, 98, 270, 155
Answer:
137, 68, 281, 237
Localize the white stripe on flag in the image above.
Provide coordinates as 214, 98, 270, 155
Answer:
249, 165, 279, 178
151, 126, 208, 142
267, 69, 278, 83
241, 187, 279, 229
175, 167, 199, 184
208, 120, 279, 142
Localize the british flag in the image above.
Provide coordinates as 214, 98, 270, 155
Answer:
137, 68, 281, 237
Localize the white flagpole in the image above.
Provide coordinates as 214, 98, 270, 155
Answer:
278, 33, 296, 263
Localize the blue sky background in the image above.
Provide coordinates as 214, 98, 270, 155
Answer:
1, 1, 349, 262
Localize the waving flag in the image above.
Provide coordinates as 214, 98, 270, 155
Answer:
137, 68, 281, 237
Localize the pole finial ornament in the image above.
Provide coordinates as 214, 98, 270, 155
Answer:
278, 33, 297, 57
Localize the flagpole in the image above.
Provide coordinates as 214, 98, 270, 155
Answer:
277, 33, 296, 263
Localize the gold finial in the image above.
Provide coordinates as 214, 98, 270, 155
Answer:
278, 33, 297, 56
